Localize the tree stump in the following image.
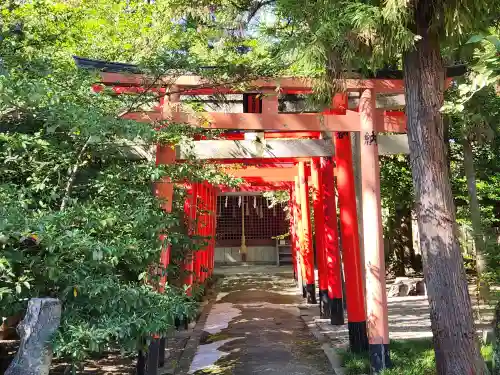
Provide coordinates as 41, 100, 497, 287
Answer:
5, 298, 61, 375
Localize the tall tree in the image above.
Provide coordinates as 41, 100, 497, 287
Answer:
444, 32, 500, 374
269, 0, 498, 371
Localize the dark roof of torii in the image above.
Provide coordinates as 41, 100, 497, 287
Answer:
74, 56, 143, 74
73, 56, 467, 79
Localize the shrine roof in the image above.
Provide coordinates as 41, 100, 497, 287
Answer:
73, 56, 467, 80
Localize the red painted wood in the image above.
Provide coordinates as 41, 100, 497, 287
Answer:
210, 187, 217, 275
214, 131, 322, 140
209, 185, 215, 276
218, 183, 293, 192
293, 177, 307, 289
190, 184, 198, 289
121, 110, 407, 133
321, 156, 343, 300
158, 234, 170, 293
183, 185, 197, 294
200, 183, 208, 283
154, 144, 175, 291
288, 189, 298, 280
333, 93, 349, 113
192, 157, 313, 165
298, 162, 315, 286
224, 167, 299, 180
205, 182, 212, 278
311, 158, 327, 292
99, 72, 406, 93
194, 183, 203, 283
334, 132, 367, 322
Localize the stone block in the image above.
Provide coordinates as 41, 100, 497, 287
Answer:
5, 298, 61, 375
388, 278, 426, 297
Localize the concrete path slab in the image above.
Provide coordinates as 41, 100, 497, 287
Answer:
189, 269, 333, 374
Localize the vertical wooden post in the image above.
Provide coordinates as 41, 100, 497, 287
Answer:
289, 188, 298, 281
204, 183, 210, 282
334, 132, 369, 353
139, 87, 179, 375
321, 155, 344, 325
194, 183, 202, 284
186, 184, 198, 294
209, 185, 216, 277
155, 145, 175, 291
200, 183, 208, 283
240, 195, 247, 262
294, 176, 307, 298
197, 184, 203, 284
360, 89, 390, 371
211, 187, 217, 275
299, 161, 317, 304
152, 147, 174, 375
204, 183, 209, 282
311, 158, 328, 316
195, 183, 205, 284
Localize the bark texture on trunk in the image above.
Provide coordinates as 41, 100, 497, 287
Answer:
403, 21, 487, 375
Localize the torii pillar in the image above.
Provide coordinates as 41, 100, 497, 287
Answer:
293, 178, 307, 297
311, 158, 328, 316
321, 155, 344, 325
210, 186, 217, 276
289, 188, 299, 281
299, 162, 316, 304
183, 183, 197, 294
359, 89, 390, 372
334, 132, 368, 353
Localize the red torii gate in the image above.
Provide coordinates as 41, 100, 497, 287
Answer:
84, 61, 443, 372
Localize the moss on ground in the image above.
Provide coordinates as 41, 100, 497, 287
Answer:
199, 332, 233, 345
339, 339, 493, 375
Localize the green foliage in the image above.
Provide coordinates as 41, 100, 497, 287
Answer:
0, 0, 245, 366
380, 155, 417, 275
338, 349, 370, 375
340, 339, 492, 375
443, 33, 500, 282
380, 155, 414, 213
442, 31, 500, 114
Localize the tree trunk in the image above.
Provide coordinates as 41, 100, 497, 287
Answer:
463, 139, 488, 278
399, 205, 413, 274
494, 301, 500, 375
443, 116, 453, 181
403, 19, 487, 375
388, 204, 413, 277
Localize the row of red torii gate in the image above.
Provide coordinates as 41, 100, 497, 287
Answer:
77, 56, 461, 372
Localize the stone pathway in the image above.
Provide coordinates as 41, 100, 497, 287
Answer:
188, 267, 332, 374
188, 266, 498, 375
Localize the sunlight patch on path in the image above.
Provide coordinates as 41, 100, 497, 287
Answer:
204, 302, 241, 334
188, 337, 244, 374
